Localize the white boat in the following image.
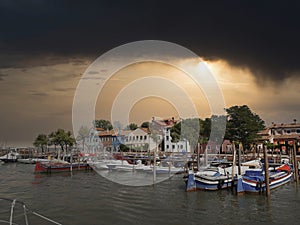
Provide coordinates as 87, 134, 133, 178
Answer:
0, 152, 20, 162
18, 158, 51, 164
18, 158, 35, 164
89, 159, 132, 171
185, 160, 262, 191
152, 165, 184, 174
134, 161, 152, 172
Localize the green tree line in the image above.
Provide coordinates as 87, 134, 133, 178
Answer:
33, 129, 76, 159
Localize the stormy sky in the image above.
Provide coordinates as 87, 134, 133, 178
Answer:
0, 0, 299, 146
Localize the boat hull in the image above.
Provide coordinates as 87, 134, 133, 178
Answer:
239, 164, 293, 193
35, 161, 90, 173
241, 173, 292, 193
0, 158, 18, 163
185, 172, 233, 191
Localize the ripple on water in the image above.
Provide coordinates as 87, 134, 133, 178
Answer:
1, 164, 300, 225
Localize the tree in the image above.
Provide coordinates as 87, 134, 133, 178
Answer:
48, 131, 58, 152
33, 134, 49, 153
120, 144, 130, 152
225, 105, 265, 150
51, 129, 76, 160
141, 121, 150, 128
127, 123, 138, 130
76, 126, 90, 152
210, 115, 227, 143
180, 118, 200, 151
94, 119, 113, 130
200, 118, 211, 140
170, 121, 181, 142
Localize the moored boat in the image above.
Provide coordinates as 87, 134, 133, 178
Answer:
238, 163, 293, 194
18, 158, 36, 164
18, 158, 55, 164
185, 166, 233, 191
35, 160, 90, 173
184, 160, 261, 192
0, 152, 20, 163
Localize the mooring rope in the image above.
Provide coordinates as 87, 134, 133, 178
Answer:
23, 205, 29, 225
31, 211, 62, 225
1, 197, 63, 225
9, 199, 16, 225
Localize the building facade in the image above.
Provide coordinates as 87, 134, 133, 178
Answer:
258, 121, 300, 154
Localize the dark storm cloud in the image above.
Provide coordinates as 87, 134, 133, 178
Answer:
0, 0, 299, 81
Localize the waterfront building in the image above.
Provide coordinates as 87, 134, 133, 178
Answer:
201, 140, 233, 154
151, 117, 191, 153
123, 128, 156, 152
257, 120, 300, 154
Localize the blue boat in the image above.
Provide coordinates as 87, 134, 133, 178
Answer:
238, 164, 293, 194
184, 159, 263, 192
184, 166, 233, 191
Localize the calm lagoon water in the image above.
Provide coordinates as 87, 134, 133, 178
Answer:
1, 163, 300, 225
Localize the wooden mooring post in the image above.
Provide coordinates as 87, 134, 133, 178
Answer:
263, 145, 270, 197
231, 143, 236, 187
197, 143, 200, 171
293, 140, 299, 184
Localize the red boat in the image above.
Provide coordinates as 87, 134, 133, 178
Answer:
35, 161, 90, 173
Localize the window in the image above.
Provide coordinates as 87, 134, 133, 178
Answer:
172, 145, 175, 149
144, 135, 147, 140
166, 145, 169, 149
166, 136, 169, 141
297, 129, 300, 134
140, 135, 143, 140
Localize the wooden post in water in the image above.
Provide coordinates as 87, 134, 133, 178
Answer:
70, 149, 73, 173
153, 142, 157, 184
238, 143, 242, 175
191, 153, 195, 171
197, 143, 200, 171
204, 146, 208, 167
231, 142, 236, 186
293, 140, 299, 184
263, 145, 270, 197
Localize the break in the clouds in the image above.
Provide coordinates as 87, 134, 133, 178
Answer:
0, 0, 299, 146
0, 0, 300, 82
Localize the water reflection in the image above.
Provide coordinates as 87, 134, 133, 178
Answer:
1, 163, 300, 225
